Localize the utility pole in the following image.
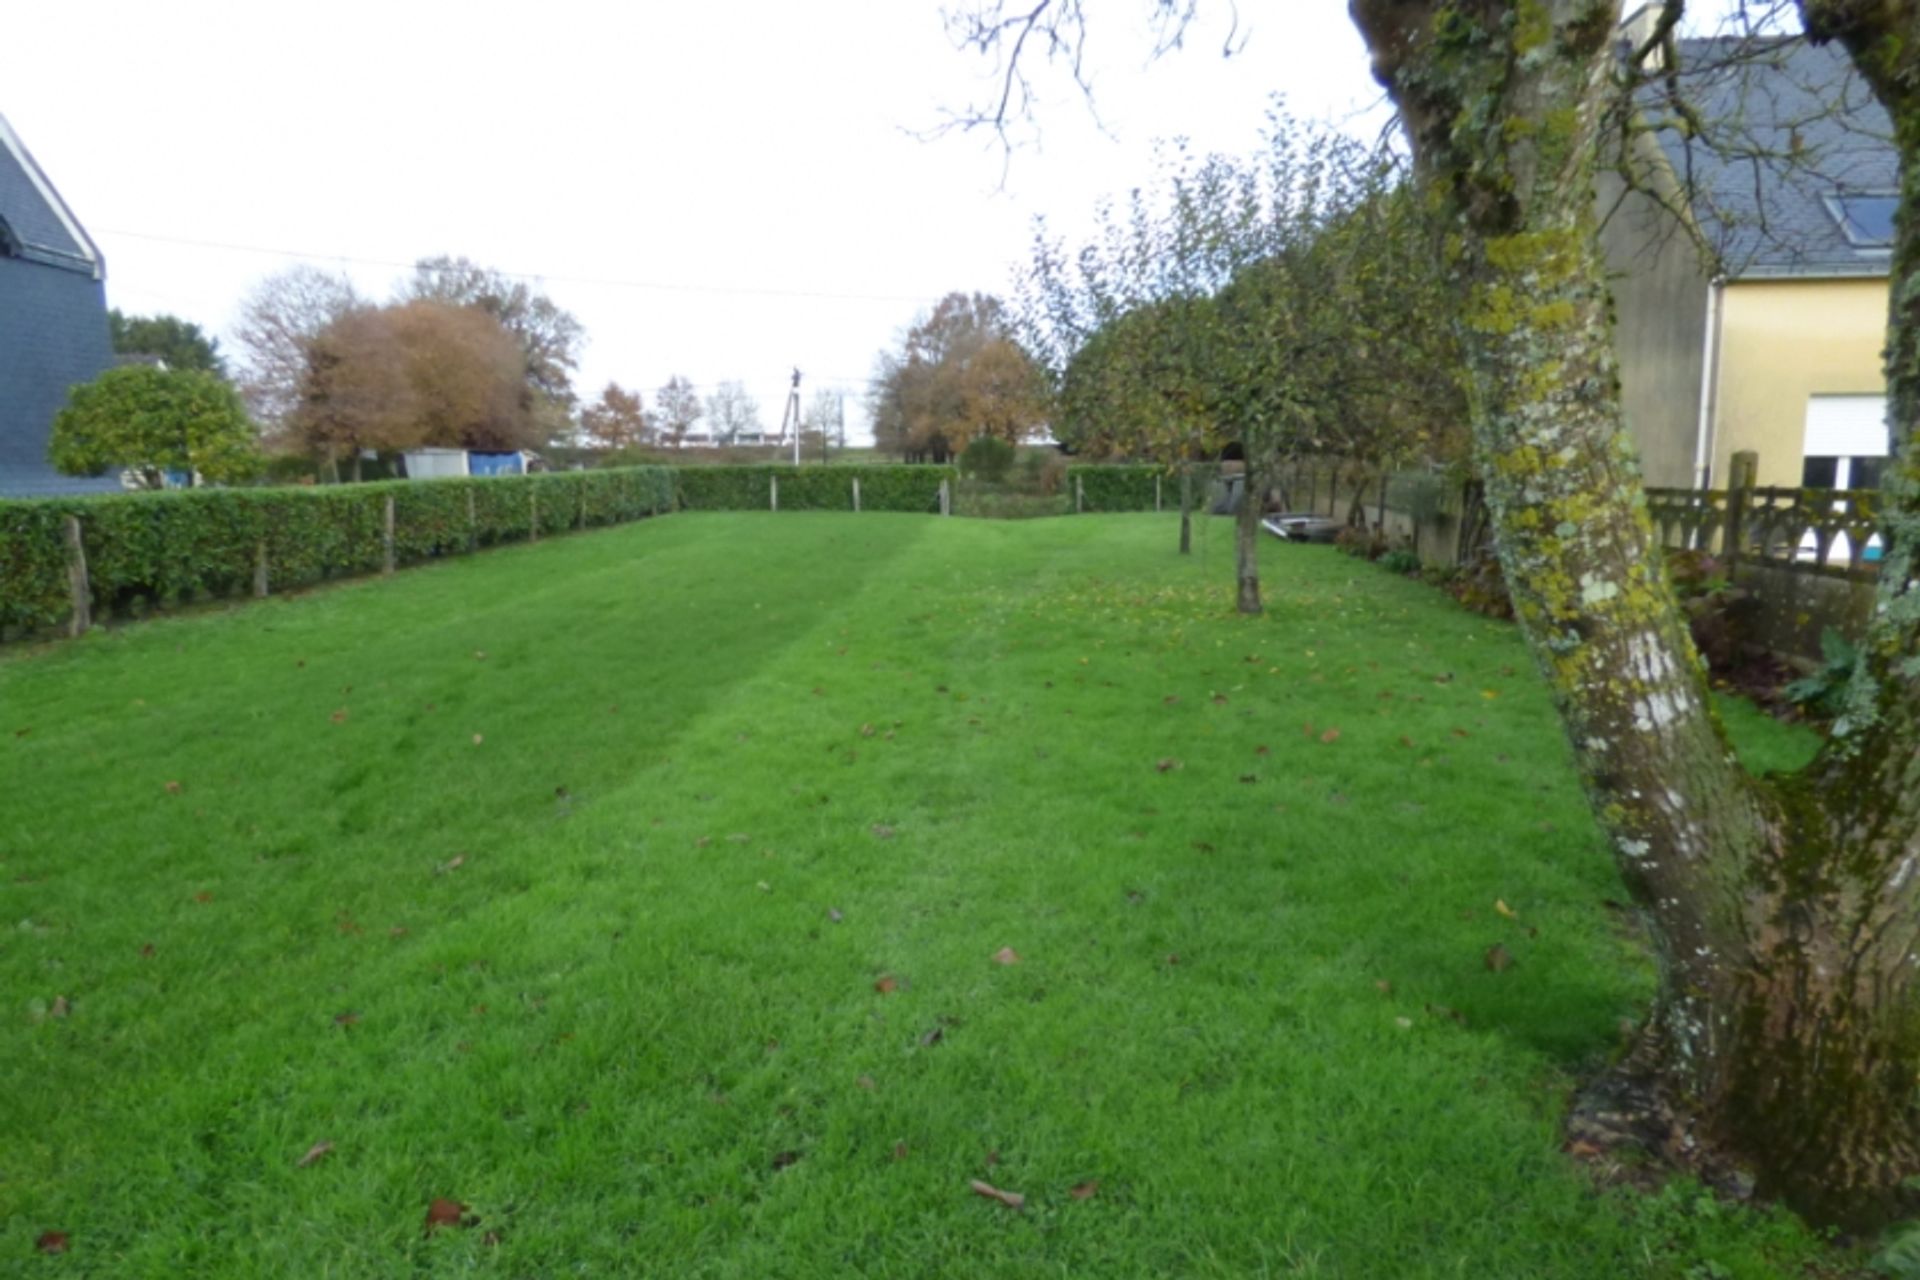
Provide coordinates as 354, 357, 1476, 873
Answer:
781, 367, 803, 466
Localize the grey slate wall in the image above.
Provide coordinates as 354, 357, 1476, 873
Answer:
0, 254, 117, 497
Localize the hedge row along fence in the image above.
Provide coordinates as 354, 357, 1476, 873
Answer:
674, 465, 957, 513
0, 465, 974, 640
0, 469, 680, 638
1069, 465, 1168, 513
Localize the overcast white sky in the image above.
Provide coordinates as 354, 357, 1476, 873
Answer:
1, 3, 1398, 442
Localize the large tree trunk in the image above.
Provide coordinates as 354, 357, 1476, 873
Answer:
1235, 472, 1262, 615
1351, 0, 1920, 1229
1178, 463, 1194, 555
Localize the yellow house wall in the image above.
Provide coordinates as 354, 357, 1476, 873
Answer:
1712, 277, 1888, 487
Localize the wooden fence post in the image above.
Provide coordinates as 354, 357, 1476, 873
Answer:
1376, 474, 1389, 531
466, 488, 478, 551
852, 477, 861, 513
63, 515, 90, 637
939, 479, 951, 516
578, 483, 588, 530
1725, 449, 1758, 570
1075, 475, 1085, 514
1155, 474, 1162, 512
529, 486, 539, 543
382, 494, 396, 574
771, 474, 780, 512
253, 539, 269, 598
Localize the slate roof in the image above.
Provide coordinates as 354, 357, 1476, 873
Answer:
0, 112, 117, 499
0, 114, 101, 277
1651, 36, 1896, 278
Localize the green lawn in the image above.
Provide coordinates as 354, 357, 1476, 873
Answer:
1, 513, 1832, 1277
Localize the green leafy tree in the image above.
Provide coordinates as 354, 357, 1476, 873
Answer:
107, 310, 226, 377
50, 365, 259, 490
870, 292, 1048, 461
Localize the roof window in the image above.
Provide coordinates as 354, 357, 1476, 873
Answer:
1825, 193, 1899, 249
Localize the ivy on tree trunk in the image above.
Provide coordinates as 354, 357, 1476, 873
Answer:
1350, 0, 1920, 1228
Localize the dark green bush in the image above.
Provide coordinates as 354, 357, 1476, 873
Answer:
961, 436, 1016, 482
1380, 548, 1422, 575
674, 466, 954, 513
1071, 465, 1161, 511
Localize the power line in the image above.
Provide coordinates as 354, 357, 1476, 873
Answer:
91, 226, 953, 307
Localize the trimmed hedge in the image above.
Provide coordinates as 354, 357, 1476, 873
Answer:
674, 466, 955, 513
0, 467, 675, 635
1070, 465, 1163, 512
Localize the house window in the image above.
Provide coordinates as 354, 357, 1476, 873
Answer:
1800, 395, 1889, 564
1823, 193, 1899, 249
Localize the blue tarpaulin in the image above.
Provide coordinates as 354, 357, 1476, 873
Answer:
468, 452, 526, 477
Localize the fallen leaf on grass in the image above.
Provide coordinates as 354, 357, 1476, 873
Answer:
35, 1231, 69, 1254
1191, 841, 1214, 854
827, 907, 844, 923
860, 723, 876, 738
1070, 1180, 1100, 1200
193, 891, 213, 904
1485, 944, 1514, 973
389, 926, 409, 938
874, 975, 899, 995
970, 1179, 1024, 1209
1395, 1016, 1414, 1030
471, 734, 484, 746
296, 1140, 334, 1168
918, 1026, 945, 1047
1565, 1139, 1604, 1161
1374, 979, 1393, 996
164, 780, 183, 794
139, 942, 155, 958
1238, 774, 1258, 784
334, 1011, 360, 1026
992, 947, 1020, 966
49, 995, 69, 1019
1426, 1003, 1468, 1025
870, 824, 896, 840
892, 1141, 910, 1161
1154, 758, 1181, 773
1255, 745, 1270, 756
424, 1198, 470, 1233
1319, 728, 1341, 744
856, 1074, 876, 1090
435, 854, 466, 875
1494, 899, 1518, 920
1162, 695, 1181, 705
329, 709, 349, 724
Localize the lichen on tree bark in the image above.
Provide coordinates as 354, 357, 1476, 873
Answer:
1351, 0, 1920, 1228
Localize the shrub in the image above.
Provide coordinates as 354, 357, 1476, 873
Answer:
961, 436, 1016, 482
1072, 465, 1160, 511
1784, 628, 1860, 719
1664, 548, 1756, 673
1381, 548, 1422, 574
1446, 546, 1513, 619
1334, 525, 1387, 561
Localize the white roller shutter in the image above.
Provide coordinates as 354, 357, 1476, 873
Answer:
1804, 394, 1890, 459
